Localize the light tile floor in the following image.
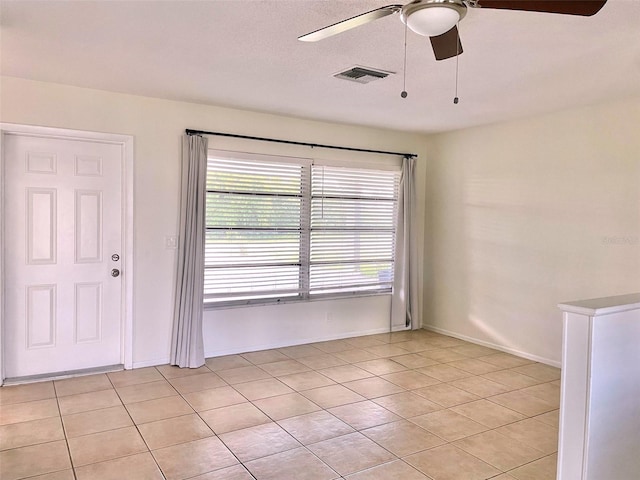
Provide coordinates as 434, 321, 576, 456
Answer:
0, 329, 561, 480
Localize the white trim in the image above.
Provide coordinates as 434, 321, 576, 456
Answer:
558, 292, 640, 316
312, 157, 402, 171
391, 326, 411, 333
134, 326, 393, 368
581, 317, 594, 479
134, 325, 392, 368
557, 315, 569, 479
204, 291, 392, 311
204, 326, 392, 359
205, 136, 403, 170
133, 358, 171, 369
0, 130, 5, 384
422, 324, 561, 368
208, 148, 313, 167
122, 135, 135, 370
0, 123, 135, 385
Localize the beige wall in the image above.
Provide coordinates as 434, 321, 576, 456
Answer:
0, 76, 428, 367
423, 97, 640, 365
3, 75, 638, 369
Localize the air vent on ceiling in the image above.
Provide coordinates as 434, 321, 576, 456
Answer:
333, 66, 394, 84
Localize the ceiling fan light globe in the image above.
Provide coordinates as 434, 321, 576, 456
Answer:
406, 6, 460, 37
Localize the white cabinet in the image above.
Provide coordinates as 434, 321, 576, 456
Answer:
557, 293, 640, 480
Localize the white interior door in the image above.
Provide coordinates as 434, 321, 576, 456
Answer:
4, 133, 123, 378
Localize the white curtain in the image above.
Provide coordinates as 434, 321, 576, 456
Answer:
170, 134, 207, 368
391, 156, 420, 330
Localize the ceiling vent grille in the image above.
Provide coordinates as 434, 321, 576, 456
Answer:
334, 66, 393, 84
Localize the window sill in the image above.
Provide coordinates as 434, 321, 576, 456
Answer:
203, 290, 392, 311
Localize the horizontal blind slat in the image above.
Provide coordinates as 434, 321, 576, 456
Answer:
205, 156, 399, 304
309, 165, 399, 296
206, 155, 309, 301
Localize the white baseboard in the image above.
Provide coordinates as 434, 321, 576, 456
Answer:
129, 327, 397, 369
130, 325, 556, 371
132, 358, 170, 369
423, 324, 561, 368
391, 325, 412, 332
204, 326, 393, 359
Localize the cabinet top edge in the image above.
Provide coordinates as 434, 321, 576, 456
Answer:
558, 293, 640, 316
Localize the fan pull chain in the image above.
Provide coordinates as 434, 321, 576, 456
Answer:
454, 22, 460, 104
401, 24, 408, 98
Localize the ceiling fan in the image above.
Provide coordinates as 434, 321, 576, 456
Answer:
299, 0, 608, 60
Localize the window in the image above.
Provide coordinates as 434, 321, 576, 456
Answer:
205, 151, 400, 306
309, 166, 398, 295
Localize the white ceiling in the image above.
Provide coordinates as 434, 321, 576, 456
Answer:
2, 0, 639, 133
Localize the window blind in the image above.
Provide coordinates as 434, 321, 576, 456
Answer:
309, 166, 399, 296
205, 154, 399, 306
205, 156, 309, 304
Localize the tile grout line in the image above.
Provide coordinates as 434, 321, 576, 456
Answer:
52, 380, 79, 480
1, 331, 559, 480
103, 368, 168, 480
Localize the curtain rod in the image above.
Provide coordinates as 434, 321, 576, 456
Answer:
185, 129, 417, 159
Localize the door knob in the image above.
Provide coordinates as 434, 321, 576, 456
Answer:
111, 269, 120, 277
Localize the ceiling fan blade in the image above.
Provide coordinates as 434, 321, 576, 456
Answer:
475, 0, 607, 16
298, 5, 403, 42
430, 26, 463, 61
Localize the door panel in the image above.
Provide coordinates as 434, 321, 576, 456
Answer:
27, 188, 57, 264
4, 134, 123, 378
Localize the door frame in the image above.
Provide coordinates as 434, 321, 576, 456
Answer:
0, 123, 134, 385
